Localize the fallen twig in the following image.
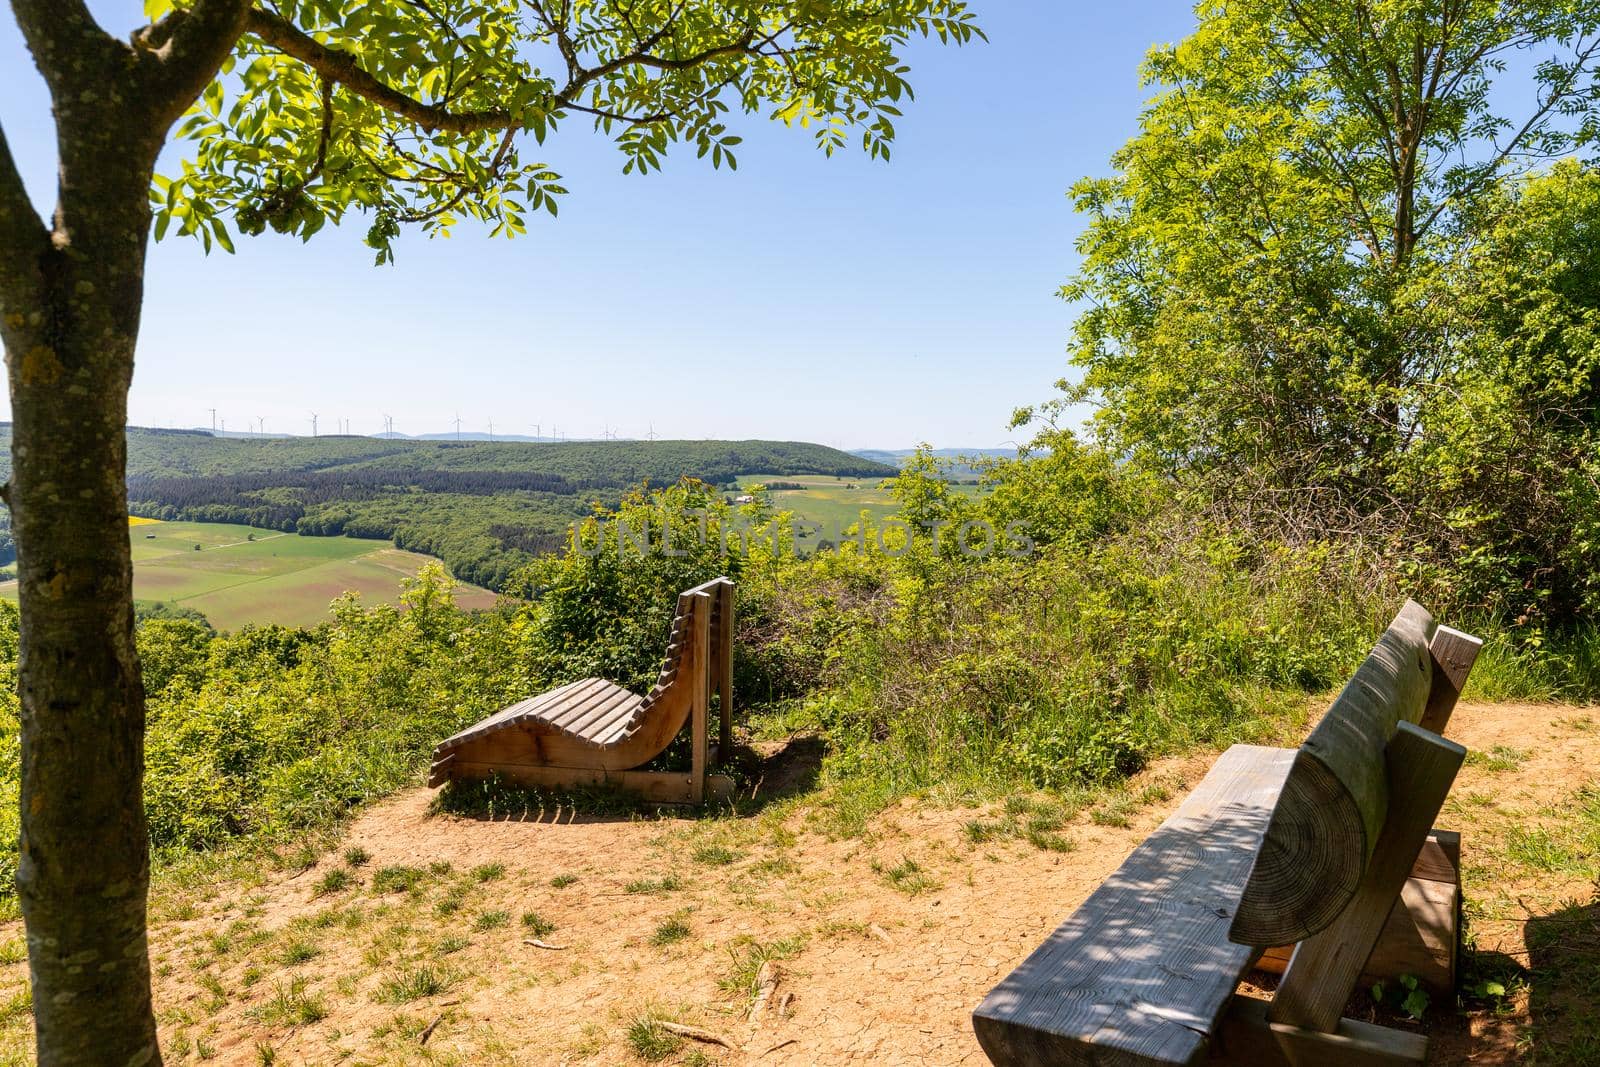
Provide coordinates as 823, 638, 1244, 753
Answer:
750, 961, 781, 1024
777, 991, 794, 1017
762, 1038, 798, 1056
660, 1022, 732, 1048
868, 923, 894, 945
419, 1014, 444, 1045
523, 938, 568, 950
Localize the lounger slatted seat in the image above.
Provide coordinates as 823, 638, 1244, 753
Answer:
428, 577, 736, 805
973, 600, 1483, 1066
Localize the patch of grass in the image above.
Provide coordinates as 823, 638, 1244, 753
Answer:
549, 873, 578, 888
692, 844, 740, 867
874, 856, 940, 896
1503, 827, 1586, 873
650, 912, 692, 946
968, 794, 1088, 851
0, 988, 30, 1024
963, 819, 1006, 844
1466, 745, 1529, 773
370, 865, 428, 894
343, 846, 370, 867
1025, 809, 1066, 834
434, 884, 468, 917
521, 912, 556, 937
625, 1016, 683, 1062
276, 937, 321, 967
471, 862, 506, 883
250, 978, 327, 1027
1024, 828, 1076, 853
377, 965, 455, 1004
625, 874, 683, 895
474, 909, 510, 931
0, 939, 25, 966
1090, 793, 1138, 828
313, 868, 352, 896
197, 972, 227, 1013
720, 935, 807, 1001
749, 855, 796, 878
435, 933, 471, 955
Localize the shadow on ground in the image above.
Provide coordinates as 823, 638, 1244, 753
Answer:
427, 732, 828, 825
1428, 894, 1600, 1065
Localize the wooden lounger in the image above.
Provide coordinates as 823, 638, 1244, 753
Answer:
428, 577, 735, 805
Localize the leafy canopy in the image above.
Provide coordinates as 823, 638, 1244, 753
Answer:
1054, 0, 1600, 619
146, 0, 983, 260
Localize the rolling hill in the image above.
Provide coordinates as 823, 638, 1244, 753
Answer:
0, 427, 894, 590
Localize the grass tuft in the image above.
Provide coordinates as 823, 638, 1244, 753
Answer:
377, 965, 455, 1004
650, 913, 692, 946
625, 1016, 683, 1061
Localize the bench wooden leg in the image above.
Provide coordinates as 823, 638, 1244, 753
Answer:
1216, 997, 1428, 1065
1267, 723, 1465, 1033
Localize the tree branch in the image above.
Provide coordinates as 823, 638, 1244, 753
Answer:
135, 0, 253, 125
0, 121, 49, 287
245, 7, 522, 133
9, 0, 111, 85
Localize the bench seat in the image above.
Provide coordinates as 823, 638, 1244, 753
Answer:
972, 745, 1295, 1066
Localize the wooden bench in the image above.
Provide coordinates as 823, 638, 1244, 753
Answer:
972, 601, 1482, 1065
427, 577, 736, 805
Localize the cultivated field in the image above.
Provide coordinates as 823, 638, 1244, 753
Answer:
735, 473, 982, 533
0, 521, 498, 630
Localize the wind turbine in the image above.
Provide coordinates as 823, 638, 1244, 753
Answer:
453, 413, 464, 440
309, 412, 318, 437
208, 408, 217, 432
487, 419, 495, 443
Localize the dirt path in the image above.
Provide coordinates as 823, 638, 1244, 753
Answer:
7, 700, 1594, 1065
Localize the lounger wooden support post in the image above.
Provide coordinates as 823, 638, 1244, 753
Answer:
428, 577, 738, 805
717, 578, 735, 756
688, 589, 711, 806
972, 602, 1484, 1066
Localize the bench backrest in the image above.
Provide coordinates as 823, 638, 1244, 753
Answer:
1228, 600, 1481, 948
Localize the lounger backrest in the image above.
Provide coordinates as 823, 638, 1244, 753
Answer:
638, 577, 733, 715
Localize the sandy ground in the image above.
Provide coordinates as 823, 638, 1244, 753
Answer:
18, 700, 1596, 1065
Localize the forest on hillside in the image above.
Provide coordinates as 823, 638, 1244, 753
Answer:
0, 428, 891, 589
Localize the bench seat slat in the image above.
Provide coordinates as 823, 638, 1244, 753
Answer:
973, 745, 1296, 1067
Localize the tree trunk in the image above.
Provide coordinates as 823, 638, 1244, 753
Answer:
3, 124, 164, 1066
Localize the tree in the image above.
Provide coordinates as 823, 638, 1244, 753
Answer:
0, 2, 981, 1061
1062, 0, 1600, 524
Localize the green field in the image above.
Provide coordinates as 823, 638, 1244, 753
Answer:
2, 521, 498, 630
736, 473, 982, 532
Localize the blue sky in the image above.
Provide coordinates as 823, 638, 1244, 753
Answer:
1, 2, 1198, 449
